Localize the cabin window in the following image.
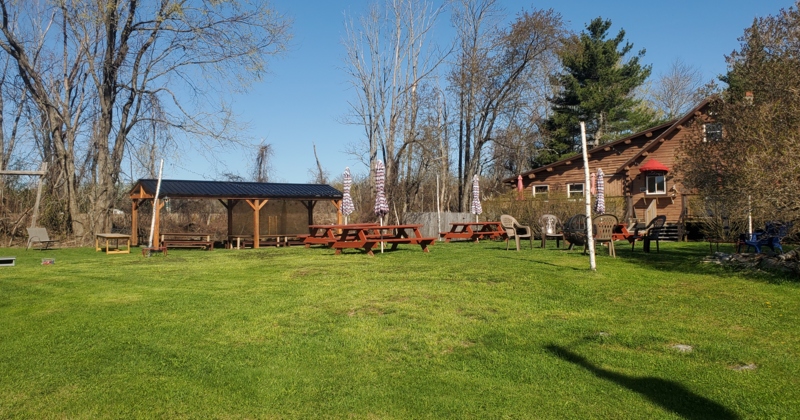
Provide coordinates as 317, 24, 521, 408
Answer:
568, 183, 584, 198
703, 123, 722, 142
532, 185, 548, 198
646, 174, 666, 195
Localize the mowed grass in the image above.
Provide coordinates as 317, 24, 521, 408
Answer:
0, 241, 798, 419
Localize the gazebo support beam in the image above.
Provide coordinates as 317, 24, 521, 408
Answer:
131, 199, 139, 246
332, 199, 342, 225
246, 199, 268, 248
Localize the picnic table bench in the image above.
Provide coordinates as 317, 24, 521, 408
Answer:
440, 221, 507, 242
233, 234, 306, 248
161, 232, 213, 250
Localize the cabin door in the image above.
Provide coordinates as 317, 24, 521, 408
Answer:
645, 199, 657, 224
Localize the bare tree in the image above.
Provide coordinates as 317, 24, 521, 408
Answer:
343, 0, 449, 218
450, 1, 565, 209
310, 143, 327, 184
254, 142, 273, 182
651, 58, 706, 120
0, 0, 291, 237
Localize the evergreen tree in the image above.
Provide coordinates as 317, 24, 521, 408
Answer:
537, 17, 655, 167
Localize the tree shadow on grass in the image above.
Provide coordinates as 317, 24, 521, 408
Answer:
545, 344, 739, 420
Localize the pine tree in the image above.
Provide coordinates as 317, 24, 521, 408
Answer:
538, 18, 655, 167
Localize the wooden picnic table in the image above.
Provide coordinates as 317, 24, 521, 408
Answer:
440, 221, 507, 242
611, 223, 633, 242
95, 233, 131, 254
304, 224, 434, 256
304, 223, 379, 248
160, 232, 213, 250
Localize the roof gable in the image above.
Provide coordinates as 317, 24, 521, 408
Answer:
504, 96, 716, 185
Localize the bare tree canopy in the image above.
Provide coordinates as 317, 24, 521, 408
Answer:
451, 1, 566, 209
651, 58, 706, 120
0, 0, 291, 236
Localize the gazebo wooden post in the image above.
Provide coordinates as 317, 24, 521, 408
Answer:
332, 199, 342, 225
219, 199, 238, 248
246, 199, 268, 248
303, 200, 317, 227
131, 199, 139, 246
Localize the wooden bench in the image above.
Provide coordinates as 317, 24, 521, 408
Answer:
162, 240, 214, 250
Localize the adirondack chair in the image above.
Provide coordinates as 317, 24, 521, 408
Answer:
26, 227, 58, 250
742, 221, 792, 254
500, 214, 533, 251
628, 215, 666, 253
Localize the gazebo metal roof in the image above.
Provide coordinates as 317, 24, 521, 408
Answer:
131, 179, 343, 200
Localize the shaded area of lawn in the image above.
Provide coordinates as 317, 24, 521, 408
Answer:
546, 345, 738, 420
0, 241, 798, 418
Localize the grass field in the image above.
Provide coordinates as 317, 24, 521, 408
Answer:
1, 241, 798, 419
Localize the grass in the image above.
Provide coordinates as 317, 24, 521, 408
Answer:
0, 241, 798, 419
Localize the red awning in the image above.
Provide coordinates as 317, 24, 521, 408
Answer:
638, 158, 669, 173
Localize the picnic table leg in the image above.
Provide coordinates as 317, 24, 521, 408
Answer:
363, 243, 375, 256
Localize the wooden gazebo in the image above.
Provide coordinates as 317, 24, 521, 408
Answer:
129, 179, 343, 248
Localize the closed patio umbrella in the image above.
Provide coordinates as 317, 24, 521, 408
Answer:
342, 167, 354, 224
517, 175, 524, 200
374, 160, 389, 252
595, 168, 605, 214
471, 175, 482, 222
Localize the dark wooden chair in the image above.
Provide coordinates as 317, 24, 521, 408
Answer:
539, 214, 564, 248
628, 215, 666, 252
563, 214, 588, 252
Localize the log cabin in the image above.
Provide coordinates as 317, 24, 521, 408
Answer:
504, 97, 720, 240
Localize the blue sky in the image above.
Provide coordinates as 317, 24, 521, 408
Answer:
164, 0, 794, 184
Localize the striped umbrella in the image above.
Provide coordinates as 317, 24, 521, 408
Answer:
595, 168, 605, 214
471, 175, 482, 222
342, 167, 355, 224
374, 160, 389, 219
374, 160, 389, 253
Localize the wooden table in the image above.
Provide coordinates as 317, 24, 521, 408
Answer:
304, 223, 378, 248
440, 221, 507, 242
95, 233, 131, 254
160, 232, 213, 250
611, 223, 633, 242
308, 224, 435, 256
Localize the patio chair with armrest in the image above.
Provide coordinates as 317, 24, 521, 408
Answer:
539, 214, 564, 249
628, 215, 666, 253
500, 215, 533, 251
593, 214, 619, 257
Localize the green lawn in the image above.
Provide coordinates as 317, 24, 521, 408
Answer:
1, 241, 798, 419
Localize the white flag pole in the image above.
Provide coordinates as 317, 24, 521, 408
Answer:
147, 159, 164, 254
580, 122, 596, 271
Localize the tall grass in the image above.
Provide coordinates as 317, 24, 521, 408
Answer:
0, 242, 797, 418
